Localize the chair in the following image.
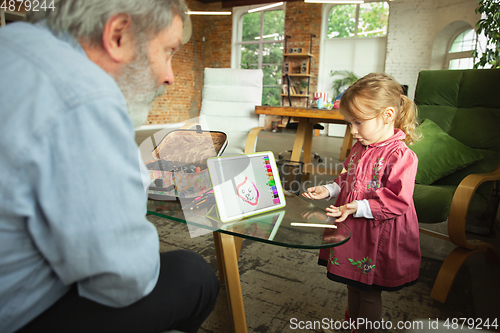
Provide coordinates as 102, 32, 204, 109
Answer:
412, 69, 500, 303
192, 68, 265, 155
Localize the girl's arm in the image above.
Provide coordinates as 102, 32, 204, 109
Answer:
302, 177, 344, 200
366, 147, 418, 220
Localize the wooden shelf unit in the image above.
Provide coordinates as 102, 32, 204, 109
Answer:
281, 35, 315, 108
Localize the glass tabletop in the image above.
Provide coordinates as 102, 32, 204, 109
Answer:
147, 194, 350, 249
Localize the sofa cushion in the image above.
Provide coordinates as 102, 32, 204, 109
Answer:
414, 70, 462, 107
447, 108, 500, 151
417, 105, 456, 133
458, 69, 500, 108
414, 184, 490, 223
434, 149, 500, 186
409, 119, 484, 185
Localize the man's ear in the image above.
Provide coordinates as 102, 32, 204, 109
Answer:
102, 13, 135, 63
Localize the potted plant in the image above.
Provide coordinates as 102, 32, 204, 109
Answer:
330, 70, 359, 98
473, 0, 500, 68
294, 80, 309, 94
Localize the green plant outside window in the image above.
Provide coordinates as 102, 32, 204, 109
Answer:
327, 2, 389, 39
239, 9, 284, 106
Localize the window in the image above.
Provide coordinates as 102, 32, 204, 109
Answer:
327, 2, 389, 39
447, 28, 491, 70
235, 8, 284, 106
447, 29, 477, 69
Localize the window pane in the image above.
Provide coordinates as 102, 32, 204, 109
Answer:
263, 10, 284, 39
242, 12, 261, 42
238, 9, 284, 106
449, 57, 474, 70
262, 87, 281, 106
262, 43, 283, 65
327, 4, 356, 38
358, 2, 389, 37
450, 29, 476, 53
262, 64, 282, 86
240, 44, 259, 69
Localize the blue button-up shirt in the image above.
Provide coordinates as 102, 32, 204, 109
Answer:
0, 22, 160, 333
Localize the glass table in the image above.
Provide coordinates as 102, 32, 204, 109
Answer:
147, 194, 350, 333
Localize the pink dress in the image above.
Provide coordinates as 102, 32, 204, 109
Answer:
318, 129, 421, 291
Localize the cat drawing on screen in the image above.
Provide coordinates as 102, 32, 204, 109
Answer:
236, 177, 259, 206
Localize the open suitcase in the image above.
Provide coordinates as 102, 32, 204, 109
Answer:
145, 125, 227, 202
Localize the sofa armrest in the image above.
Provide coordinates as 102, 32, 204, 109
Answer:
244, 127, 264, 154
448, 164, 500, 249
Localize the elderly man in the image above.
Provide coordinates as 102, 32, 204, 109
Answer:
0, 1, 219, 332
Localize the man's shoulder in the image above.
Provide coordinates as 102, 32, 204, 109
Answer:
0, 22, 121, 104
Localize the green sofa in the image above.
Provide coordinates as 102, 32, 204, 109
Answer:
411, 69, 500, 302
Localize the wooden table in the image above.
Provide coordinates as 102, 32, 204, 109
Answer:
255, 106, 352, 176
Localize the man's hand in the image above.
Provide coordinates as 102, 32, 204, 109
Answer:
302, 186, 330, 200
326, 201, 358, 222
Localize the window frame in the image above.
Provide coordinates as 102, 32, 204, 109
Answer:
232, 5, 285, 106
325, 1, 389, 40
446, 28, 477, 69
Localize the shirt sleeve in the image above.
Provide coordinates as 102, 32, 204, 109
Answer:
354, 199, 374, 219
366, 147, 418, 221
29, 97, 160, 307
324, 182, 341, 201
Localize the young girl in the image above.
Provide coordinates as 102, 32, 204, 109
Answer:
303, 73, 420, 333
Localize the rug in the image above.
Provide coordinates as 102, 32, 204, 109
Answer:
149, 215, 475, 333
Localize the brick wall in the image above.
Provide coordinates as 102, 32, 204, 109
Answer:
285, 2, 322, 91
146, 0, 232, 125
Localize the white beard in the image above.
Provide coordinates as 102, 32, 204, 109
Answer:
114, 49, 165, 129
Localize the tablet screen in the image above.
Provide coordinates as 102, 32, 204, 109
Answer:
207, 152, 286, 222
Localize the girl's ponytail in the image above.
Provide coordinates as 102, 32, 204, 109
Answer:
396, 95, 420, 145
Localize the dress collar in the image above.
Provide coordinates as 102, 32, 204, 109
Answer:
366, 128, 406, 148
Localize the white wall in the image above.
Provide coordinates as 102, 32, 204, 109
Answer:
385, 0, 480, 99
318, 4, 387, 137
317, 4, 387, 99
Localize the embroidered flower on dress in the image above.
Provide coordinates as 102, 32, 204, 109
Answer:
367, 157, 384, 190
329, 248, 339, 266
348, 257, 375, 274
346, 152, 358, 183
361, 262, 374, 274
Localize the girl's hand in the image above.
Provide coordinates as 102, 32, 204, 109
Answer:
326, 201, 358, 222
301, 208, 328, 221
301, 186, 329, 200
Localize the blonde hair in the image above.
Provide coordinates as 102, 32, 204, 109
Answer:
339, 72, 419, 145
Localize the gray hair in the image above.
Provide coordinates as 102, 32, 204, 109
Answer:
27, 0, 189, 45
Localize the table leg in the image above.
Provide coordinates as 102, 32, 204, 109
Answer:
219, 233, 248, 333
302, 122, 314, 166
290, 118, 308, 163
339, 125, 353, 160
213, 233, 244, 285
213, 232, 226, 284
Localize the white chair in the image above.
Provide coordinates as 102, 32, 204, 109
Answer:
195, 68, 264, 155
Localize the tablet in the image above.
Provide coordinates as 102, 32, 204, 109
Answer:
206, 152, 287, 222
